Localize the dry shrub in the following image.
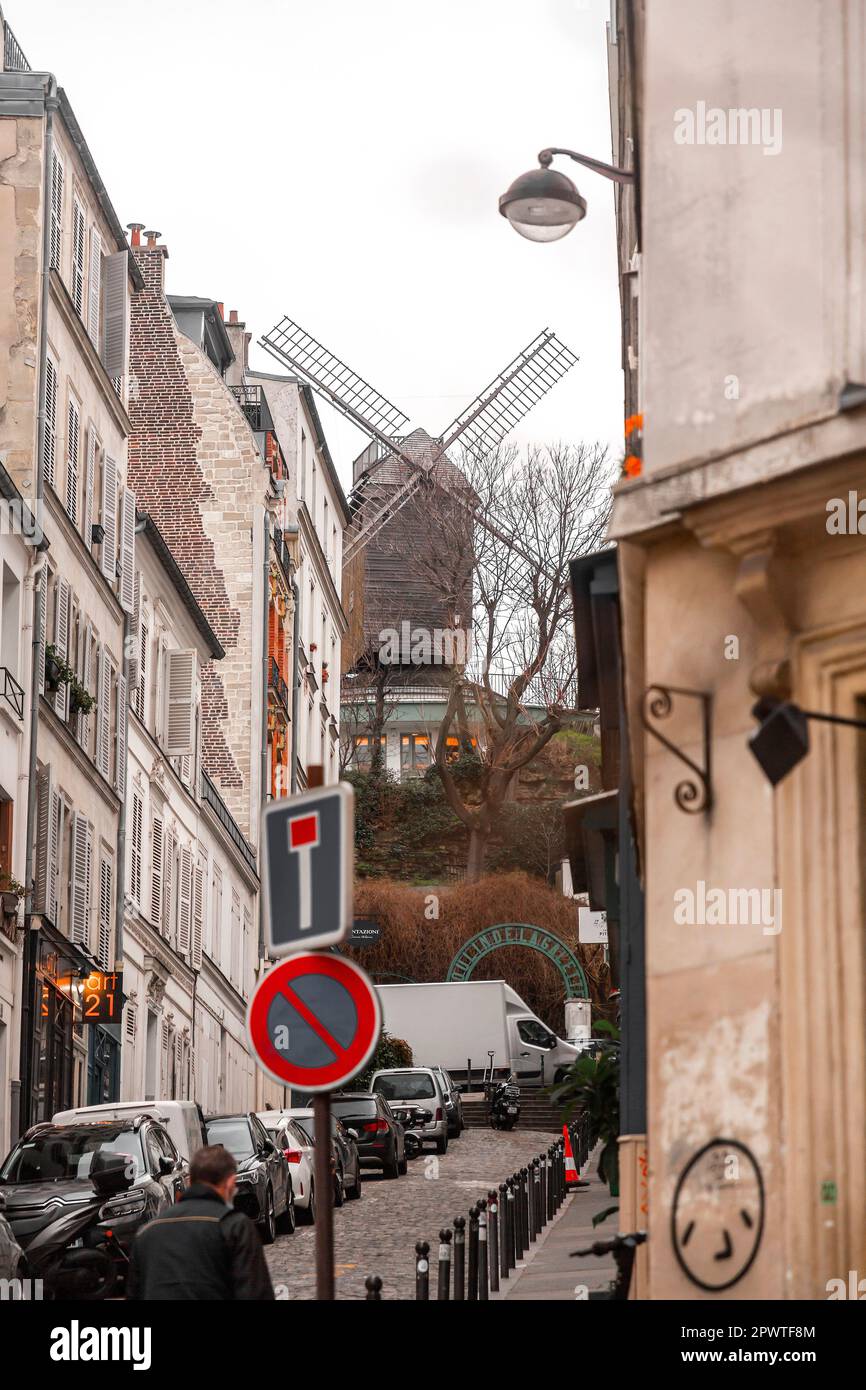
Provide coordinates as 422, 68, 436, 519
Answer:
344, 870, 610, 1033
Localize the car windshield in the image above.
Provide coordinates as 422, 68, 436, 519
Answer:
0, 1128, 145, 1184
331, 1098, 378, 1120
206, 1119, 254, 1159
373, 1073, 436, 1101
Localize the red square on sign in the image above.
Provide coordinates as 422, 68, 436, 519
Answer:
289, 812, 319, 850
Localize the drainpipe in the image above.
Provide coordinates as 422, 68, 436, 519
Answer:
115, 518, 148, 977
284, 525, 301, 794
259, 509, 270, 962
18, 75, 59, 1139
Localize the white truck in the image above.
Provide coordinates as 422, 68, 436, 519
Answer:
376, 980, 582, 1089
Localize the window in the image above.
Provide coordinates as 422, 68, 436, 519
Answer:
87, 228, 102, 347
163, 650, 197, 756
42, 359, 58, 489
517, 1019, 555, 1049
72, 197, 86, 317
0, 798, 13, 898
70, 813, 93, 947
230, 889, 241, 988
352, 735, 385, 770
134, 619, 148, 723
99, 454, 118, 583
300, 430, 307, 500
49, 153, 63, 272
1, 563, 21, 682
401, 733, 430, 776
211, 863, 223, 964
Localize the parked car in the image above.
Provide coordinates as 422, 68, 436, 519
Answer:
289, 1109, 362, 1204
430, 1067, 464, 1138
0, 1116, 185, 1274
53, 1099, 207, 1163
257, 1113, 316, 1225
369, 1068, 450, 1153
330, 1093, 406, 1178
204, 1112, 291, 1243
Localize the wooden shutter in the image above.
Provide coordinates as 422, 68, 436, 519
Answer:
119, 488, 136, 614
178, 846, 192, 955
128, 572, 141, 691
192, 861, 204, 969
34, 765, 60, 922
163, 830, 175, 943
125, 999, 137, 1043
36, 571, 47, 696
98, 857, 112, 968
150, 813, 163, 929
163, 650, 197, 756
79, 622, 93, 747
65, 398, 79, 524
130, 791, 142, 904
72, 198, 86, 316
87, 228, 102, 345
42, 358, 58, 489
53, 577, 70, 719
83, 428, 96, 545
100, 453, 118, 581
115, 673, 128, 799
49, 153, 63, 271
70, 813, 93, 945
96, 647, 111, 778
134, 619, 147, 723
101, 250, 128, 378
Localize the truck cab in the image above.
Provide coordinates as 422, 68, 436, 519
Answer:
509, 1014, 580, 1086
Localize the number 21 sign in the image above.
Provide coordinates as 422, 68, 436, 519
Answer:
83, 971, 123, 1024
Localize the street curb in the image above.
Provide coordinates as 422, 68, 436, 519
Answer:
489, 1190, 576, 1301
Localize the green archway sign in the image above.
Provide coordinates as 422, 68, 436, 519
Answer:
446, 923, 589, 999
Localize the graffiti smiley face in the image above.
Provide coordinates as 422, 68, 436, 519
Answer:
671, 1139, 765, 1292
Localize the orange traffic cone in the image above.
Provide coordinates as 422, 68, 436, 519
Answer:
563, 1125, 589, 1188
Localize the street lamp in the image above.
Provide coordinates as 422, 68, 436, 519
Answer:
499, 147, 635, 243
749, 699, 866, 786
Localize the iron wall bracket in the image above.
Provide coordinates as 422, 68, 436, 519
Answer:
640, 685, 713, 815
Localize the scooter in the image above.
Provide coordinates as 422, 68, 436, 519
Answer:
394, 1106, 433, 1159
488, 1077, 521, 1130
23, 1151, 135, 1300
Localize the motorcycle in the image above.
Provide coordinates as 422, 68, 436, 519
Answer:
393, 1106, 433, 1159
23, 1150, 135, 1300
488, 1077, 521, 1130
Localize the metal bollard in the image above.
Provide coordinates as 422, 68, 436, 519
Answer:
520, 1168, 530, 1249
545, 1148, 553, 1220
437, 1228, 452, 1300
533, 1158, 542, 1236
505, 1178, 516, 1269
488, 1190, 500, 1293
478, 1198, 489, 1301
512, 1174, 523, 1260
498, 1183, 509, 1280
527, 1160, 536, 1242
415, 1241, 430, 1301
365, 1275, 382, 1300
453, 1216, 466, 1300
467, 1204, 479, 1301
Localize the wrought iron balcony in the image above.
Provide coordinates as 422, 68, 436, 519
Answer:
230, 384, 273, 433
0, 666, 25, 721
200, 771, 257, 876
269, 657, 290, 717
3, 22, 30, 73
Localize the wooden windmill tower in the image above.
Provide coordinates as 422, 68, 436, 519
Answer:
259, 318, 577, 678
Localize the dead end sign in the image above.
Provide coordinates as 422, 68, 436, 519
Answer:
262, 782, 354, 957
247, 953, 381, 1093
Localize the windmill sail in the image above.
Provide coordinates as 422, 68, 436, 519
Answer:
440, 330, 578, 453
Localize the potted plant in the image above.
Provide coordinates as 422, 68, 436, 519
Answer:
549, 1021, 621, 1196
44, 644, 74, 694
69, 678, 95, 718
0, 872, 26, 917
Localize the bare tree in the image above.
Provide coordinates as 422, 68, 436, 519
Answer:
339, 662, 398, 777
407, 441, 611, 880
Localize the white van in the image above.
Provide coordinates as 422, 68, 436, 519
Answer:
52, 1100, 208, 1163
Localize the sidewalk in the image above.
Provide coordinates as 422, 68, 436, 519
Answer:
498, 1148, 619, 1301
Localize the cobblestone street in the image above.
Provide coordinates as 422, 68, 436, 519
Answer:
265, 1127, 555, 1300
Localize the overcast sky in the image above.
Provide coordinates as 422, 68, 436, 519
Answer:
14, 0, 623, 491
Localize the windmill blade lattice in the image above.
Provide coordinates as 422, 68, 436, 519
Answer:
440, 330, 578, 453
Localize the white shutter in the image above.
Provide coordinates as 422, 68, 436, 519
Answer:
134, 619, 147, 723
65, 397, 79, 524
119, 488, 136, 614
36, 571, 47, 696
72, 198, 86, 316
125, 999, 137, 1044
115, 673, 128, 799
87, 228, 102, 345
53, 577, 70, 719
150, 814, 163, 929
42, 358, 58, 489
49, 153, 63, 272
128, 572, 141, 690
79, 622, 93, 747
70, 813, 93, 945
163, 650, 197, 756
101, 250, 128, 378
130, 791, 142, 905
98, 857, 112, 968
100, 453, 118, 582
163, 830, 175, 942
34, 765, 60, 922
96, 647, 111, 778
83, 428, 96, 545
177, 846, 192, 955
192, 861, 204, 969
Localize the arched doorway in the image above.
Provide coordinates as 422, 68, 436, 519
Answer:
445, 923, 589, 999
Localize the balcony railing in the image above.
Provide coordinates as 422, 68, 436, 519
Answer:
269, 657, 290, 717
230, 384, 272, 432
271, 524, 294, 586
200, 771, 258, 877
3, 22, 30, 73
0, 666, 25, 720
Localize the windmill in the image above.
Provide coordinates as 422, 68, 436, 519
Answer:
258, 317, 577, 674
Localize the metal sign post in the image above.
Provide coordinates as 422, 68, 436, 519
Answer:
306, 766, 333, 1302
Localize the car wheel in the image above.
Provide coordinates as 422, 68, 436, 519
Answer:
436, 1133, 448, 1155
298, 1181, 316, 1225
384, 1145, 399, 1179
259, 1186, 276, 1245
397, 1153, 408, 1175
348, 1167, 363, 1199
333, 1165, 345, 1207
277, 1186, 296, 1234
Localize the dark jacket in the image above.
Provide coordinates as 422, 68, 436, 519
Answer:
127, 1183, 275, 1301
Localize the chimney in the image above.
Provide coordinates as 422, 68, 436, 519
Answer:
224, 309, 250, 384
129, 223, 168, 295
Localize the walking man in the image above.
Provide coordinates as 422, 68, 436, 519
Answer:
127, 1144, 275, 1300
